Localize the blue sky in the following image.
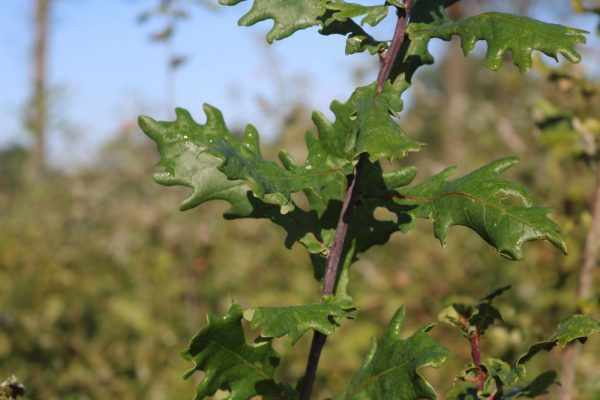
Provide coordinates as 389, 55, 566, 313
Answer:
0, 1, 598, 166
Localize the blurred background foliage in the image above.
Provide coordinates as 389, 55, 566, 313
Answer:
1, 0, 600, 399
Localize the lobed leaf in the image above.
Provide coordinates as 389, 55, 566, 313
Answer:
180, 299, 282, 400
219, 0, 392, 44
341, 305, 448, 400
139, 106, 351, 213
219, 0, 328, 43
390, 157, 567, 260
244, 300, 357, 345
408, 12, 588, 74
325, 2, 389, 27
139, 92, 420, 300
312, 80, 423, 162
515, 314, 600, 377
353, 81, 424, 162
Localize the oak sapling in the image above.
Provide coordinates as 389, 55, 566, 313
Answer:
140, 1, 598, 399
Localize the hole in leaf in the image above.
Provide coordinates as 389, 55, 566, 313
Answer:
291, 192, 310, 210
495, 190, 525, 207
373, 207, 397, 222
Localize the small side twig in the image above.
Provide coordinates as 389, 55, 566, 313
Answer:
460, 313, 487, 393
469, 332, 486, 392
299, 2, 415, 399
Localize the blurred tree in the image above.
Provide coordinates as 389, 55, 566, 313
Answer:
24, 0, 52, 183
533, 67, 600, 400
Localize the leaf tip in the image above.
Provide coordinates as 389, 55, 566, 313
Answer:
138, 115, 161, 140
385, 305, 406, 338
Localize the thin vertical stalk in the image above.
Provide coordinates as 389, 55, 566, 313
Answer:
469, 332, 486, 392
27, 0, 50, 182
376, 1, 413, 91
558, 158, 600, 400
300, 156, 365, 400
299, 2, 414, 398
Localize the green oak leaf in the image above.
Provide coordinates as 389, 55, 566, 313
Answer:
311, 80, 424, 162
389, 6, 587, 104
243, 300, 357, 345
312, 89, 361, 161
515, 314, 600, 378
408, 12, 588, 74
139, 106, 351, 213
139, 109, 252, 213
219, 0, 328, 43
325, 2, 389, 27
218, 0, 393, 47
341, 305, 448, 400
481, 358, 556, 399
139, 89, 419, 298
353, 81, 424, 162
482, 357, 519, 388
501, 371, 558, 398
392, 157, 567, 261
345, 35, 388, 55
438, 302, 503, 338
481, 285, 512, 302
180, 299, 282, 400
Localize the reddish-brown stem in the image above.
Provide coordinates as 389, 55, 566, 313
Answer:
469, 332, 486, 392
377, 0, 413, 90
299, 3, 414, 399
322, 158, 365, 295
460, 313, 486, 393
300, 155, 366, 400
470, 332, 482, 366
